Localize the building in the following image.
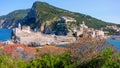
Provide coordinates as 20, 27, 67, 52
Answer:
72, 21, 88, 38
22, 26, 31, 33
95, 30, 105, 38
13, 23, 31, 34
106, 25, 118, 30
79, 21, 88, 30
60, 16, 76, 24
18, 23, 22, 29
91, 31, 96, 38
13, 23, 22, 35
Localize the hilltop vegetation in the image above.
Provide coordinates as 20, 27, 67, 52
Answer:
0, 1, 119, 30
24, 1, 118, 30
0, 9, 30, 28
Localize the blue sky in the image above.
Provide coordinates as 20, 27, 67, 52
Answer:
0, 0, 120, 24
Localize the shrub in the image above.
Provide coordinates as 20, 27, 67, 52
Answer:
0, 55, 27, 68
29, 52, 75, 68
80, 48, 120, 68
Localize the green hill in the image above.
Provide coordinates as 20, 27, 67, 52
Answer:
0, 1, 119, 31
0, 9, 30, 28
23, 1, 119, 30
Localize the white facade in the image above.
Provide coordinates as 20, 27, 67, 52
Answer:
22, 26, 31, 33
60, 16, 76, 24
13, 28, 22, 34
18, 23, 21, 29
91, 31, 96, 38
79, 21, 88, 29
13, 23, 31, 34
95, 30, 105, 38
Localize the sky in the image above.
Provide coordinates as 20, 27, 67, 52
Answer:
0, 0, 120, 24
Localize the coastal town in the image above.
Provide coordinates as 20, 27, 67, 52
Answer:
4, 16, 119, 46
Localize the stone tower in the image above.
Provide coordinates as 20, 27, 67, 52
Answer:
18, 23, 21, 30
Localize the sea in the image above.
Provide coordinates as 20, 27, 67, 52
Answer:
0, 28, 12, 42
108, 39, 120, 51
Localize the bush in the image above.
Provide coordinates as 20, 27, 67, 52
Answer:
80, 48, 120, 68
29, 52, 75, 68
0, 55, 27, 68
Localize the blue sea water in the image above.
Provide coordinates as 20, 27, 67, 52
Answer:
0, 28, 12, 42
108, 39, 120, 51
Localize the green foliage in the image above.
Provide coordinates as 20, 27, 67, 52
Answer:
0, 52, 75, 68
101, 48, 120, 68
0, 47, 120, 68
0, 10, 28, 20
80, 48, 120, 68
0, 55, 28, 68
29, 52, 74, 68
0, 9, 30, 28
